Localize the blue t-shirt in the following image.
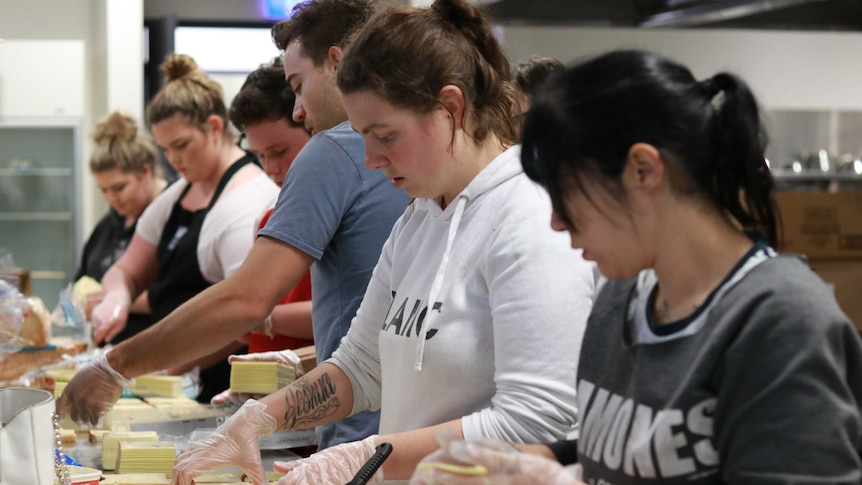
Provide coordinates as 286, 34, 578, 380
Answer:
258, 121, 411, 448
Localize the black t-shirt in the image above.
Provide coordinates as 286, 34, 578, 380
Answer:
76, 209, 135, 281
76, 208, 152, 344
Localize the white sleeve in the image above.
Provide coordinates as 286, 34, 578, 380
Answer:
198, 174, 280, 282
135, 179, 187, 245
462, 190, 597, 443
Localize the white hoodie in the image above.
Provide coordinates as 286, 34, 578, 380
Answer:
329, 145, 598, 443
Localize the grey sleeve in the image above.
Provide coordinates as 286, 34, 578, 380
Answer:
715, 286, 862, 484
258, 134, 361, 260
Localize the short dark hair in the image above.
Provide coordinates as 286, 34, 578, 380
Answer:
271, 0, 376, 66
229, 57, 303, 132
514, 57, 564, 97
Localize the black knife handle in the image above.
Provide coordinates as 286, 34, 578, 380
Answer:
345, 442, 394, 485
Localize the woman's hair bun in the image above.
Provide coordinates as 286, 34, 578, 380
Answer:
92, 111, 138, 145
432, 0, 480, 27
160, 53, 199, 81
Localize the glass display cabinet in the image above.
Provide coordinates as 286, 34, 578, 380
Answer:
0, 119, 82, 309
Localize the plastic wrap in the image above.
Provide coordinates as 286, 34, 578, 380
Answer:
0, 279, 28, 356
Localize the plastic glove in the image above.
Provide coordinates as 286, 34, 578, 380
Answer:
273, 435, 379, 485
409, 430, 583, 485
91, 291, 130, 344
261, 314, 274, 337
172, 399, 276, 485
55, 350, 132, 427
82, 288, 106, 321
210, 350, 305, 407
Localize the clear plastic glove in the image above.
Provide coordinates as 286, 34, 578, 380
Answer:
91, 291, 130, 344
273, 435, 378, 485
55, 350, 132, 426
409, 430, 583, 485
172, 399, 276, 485
82, 288, 106, 321
210, 350, 305, 407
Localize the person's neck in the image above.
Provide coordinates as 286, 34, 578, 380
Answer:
651, 203, 754, 324
125, 178, 168, 229
440, 134, 508, 208
123, 215, 136, 230
150, 178, 168, 200
195, 144, 245, 195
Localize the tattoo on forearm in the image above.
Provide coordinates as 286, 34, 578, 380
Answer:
281, 373, 341, 430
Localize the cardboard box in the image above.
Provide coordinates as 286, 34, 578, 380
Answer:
775, 192, 862, 260
809, 259, 862, 332
0, 268, 31, 295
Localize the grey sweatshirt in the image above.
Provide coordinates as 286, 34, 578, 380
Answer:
576, 248, 862, 484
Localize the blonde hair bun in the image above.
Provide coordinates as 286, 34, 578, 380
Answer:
92, 111, 139, 145
160, 53, 199, 82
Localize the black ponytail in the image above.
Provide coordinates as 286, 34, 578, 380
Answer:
522, 50, 778, 247
707, 73, 777, 247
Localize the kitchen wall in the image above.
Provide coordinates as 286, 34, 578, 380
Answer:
145, 0, 262, 22
0, 0, 145, 237
503, 26, 862, 111
4, 0, 862, 237
502, 25, 862, 170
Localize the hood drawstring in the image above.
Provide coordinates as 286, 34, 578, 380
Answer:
414, 196, 467, 372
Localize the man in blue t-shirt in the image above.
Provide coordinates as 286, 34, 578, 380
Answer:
58, 0, 410, 450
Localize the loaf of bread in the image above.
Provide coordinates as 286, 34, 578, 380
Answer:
18, 296, 50, 347
0, 337, 86, 382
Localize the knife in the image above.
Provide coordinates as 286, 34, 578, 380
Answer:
345, 442, 393, 485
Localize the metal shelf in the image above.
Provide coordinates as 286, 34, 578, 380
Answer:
0, 212, 73, 221
29, 270, 67, 280
0, 167, 73, 176
771, 171, 862, 182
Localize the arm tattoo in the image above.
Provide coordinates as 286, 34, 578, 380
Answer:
281, 372, 341, 430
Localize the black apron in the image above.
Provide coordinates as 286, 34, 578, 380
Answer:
148, 155, 253, 402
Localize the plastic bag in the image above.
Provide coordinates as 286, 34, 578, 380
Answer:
51, 283, 91, 345
0, 279, 28, 356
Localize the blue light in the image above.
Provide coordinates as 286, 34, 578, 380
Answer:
261, 0, 303, 20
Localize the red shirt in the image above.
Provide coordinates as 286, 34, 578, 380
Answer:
247, 208, 314, 353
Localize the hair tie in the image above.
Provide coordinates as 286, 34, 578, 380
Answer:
699, 77, 721, 99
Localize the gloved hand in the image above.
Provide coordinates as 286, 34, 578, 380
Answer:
409, 430, 583, 485
91, 291, 130, 344
172, 399, 277, 485
81, 288, 106, 321
210, 350, 305, 407
273, 435, 379, 485
55, 350, 132, 427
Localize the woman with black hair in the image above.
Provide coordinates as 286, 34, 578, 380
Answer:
410, 49, 862, 484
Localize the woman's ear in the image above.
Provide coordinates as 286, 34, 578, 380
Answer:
139, 163, 153, 179
205, 114, 224, 139
438, 85, 465, 131
327, 45, 343, 70
622, 143, 665, 192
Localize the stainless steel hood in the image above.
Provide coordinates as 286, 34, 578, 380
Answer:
485, 0, 862, 30
639, 0, 831, 28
